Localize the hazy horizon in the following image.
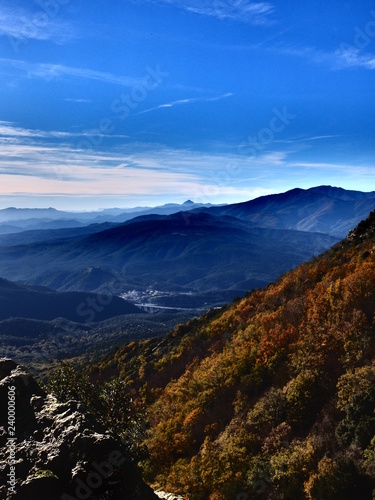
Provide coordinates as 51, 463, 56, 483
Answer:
0, 184, 374, 212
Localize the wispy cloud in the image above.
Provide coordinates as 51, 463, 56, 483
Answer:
206, 93, 234, 101
274, 134, 341, 145
0, 58, 141, 87
333, 46, 375, 70
0, 121, 129, 141
0, 121, 281, 202
0, 4, 75, 44
285, 161, 375, 180
270, 43, 375, 71
188, 0, 274, 24
302, 135, 341, 141
64, 98, 92, 104
1, 122, 373, 206
136, 92, 233, 115
144, 0, 275, 25
0, 121, 72, 140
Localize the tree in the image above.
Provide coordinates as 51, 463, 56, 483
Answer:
48, 363, 147, 459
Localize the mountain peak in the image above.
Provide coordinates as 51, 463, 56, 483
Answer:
182, 200, 194, 206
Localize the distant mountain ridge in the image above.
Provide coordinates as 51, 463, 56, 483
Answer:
199, 185, 375, 237
0, 200, 216, 232
1, 186, 374, 237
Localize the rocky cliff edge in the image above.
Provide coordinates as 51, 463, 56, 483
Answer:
0, 358, 157, 500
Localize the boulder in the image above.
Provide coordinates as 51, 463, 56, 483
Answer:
0, 358, 157, 499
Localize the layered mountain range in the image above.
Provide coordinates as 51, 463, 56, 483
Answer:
0, 186, 373, 312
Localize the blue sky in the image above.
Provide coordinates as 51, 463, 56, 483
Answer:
0, 0, 374, 209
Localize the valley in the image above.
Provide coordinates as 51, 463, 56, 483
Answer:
0, 310, 196, 377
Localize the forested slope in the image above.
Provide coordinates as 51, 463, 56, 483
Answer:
93, 211, 375, 499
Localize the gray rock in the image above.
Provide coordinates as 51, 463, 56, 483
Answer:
154, 491, 185, 500
0, 360, 157, 499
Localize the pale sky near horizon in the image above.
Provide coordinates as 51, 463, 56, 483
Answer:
0, 0, 375, 209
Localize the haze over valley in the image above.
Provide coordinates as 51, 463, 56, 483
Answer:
1, 186, 373, 311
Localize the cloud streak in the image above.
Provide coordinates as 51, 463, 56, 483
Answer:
144, 0, 275, 25
64, 98, 92, 103
0, 58, 142, 87
270, 43, 375, 71
136, 92, 233, 115
333, 46, 375, 70
0, 4, 75, 45
1, 122, 373, 207
0, 122, 129, 141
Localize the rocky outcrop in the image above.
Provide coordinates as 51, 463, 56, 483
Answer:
347, 209, 375, 242
154, 491, 185, 499
0, 359, 157, 499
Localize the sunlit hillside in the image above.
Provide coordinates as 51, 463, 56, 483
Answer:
92, 211, 375, 499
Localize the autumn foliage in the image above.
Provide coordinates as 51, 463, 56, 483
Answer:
91, 211, 375, 498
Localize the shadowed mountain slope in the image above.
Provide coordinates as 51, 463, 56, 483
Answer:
0, 212, 337, 302
0, 278, 140, 322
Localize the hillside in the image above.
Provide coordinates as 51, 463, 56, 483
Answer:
0, 311, 195, 377
91, 210, 375, 499
0, 278, 141, 322
0, 221, 117, 246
